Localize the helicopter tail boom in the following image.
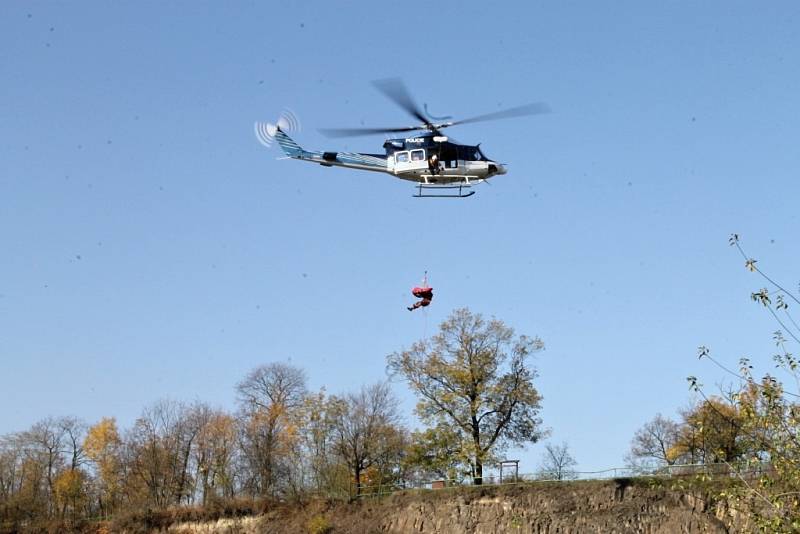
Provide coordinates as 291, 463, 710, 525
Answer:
273, 128, 389, 173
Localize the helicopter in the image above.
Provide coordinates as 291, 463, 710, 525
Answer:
256, 78, 549, 198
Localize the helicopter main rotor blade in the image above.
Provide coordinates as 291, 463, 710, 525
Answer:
372, 77, 431, 127
318, 125, 427, 138
318, 80, 547, 138
447, 102, 551, 127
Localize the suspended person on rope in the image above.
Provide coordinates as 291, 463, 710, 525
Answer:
407, 272, 433, 311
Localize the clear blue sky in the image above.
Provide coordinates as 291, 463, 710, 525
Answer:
2, 1, 799, 473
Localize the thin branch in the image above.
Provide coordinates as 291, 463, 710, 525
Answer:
766, 306, 800, 345
700, 349, 800, 399
732, 238, 800, 307
783, 309, 800, 335
719, 457, 776, 511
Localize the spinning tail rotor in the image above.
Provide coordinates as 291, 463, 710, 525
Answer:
254, 108, 302, 148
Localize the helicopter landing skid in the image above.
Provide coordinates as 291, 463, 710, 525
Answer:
414, 174, 480, 198
413, 183, 476, 198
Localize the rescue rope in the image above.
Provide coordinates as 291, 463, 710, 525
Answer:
422, 271, 429, 338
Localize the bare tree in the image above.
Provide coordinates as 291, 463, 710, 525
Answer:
125, 400, 200, 508
537, 442, 577, 481
237, 362, 307, 413
329, 382, 404, 495
626, 413, 681, 468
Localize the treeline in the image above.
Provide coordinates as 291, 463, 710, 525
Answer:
627, 384, 790, 468
0, 370, 405, 527
1, 308, 545, 530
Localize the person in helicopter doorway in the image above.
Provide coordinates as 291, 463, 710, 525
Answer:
428, 153, 441, 175
407, 286, 433, 311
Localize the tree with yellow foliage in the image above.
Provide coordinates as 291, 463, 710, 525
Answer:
675, 397, 748, 465
83, 417, 122, 518
191, 407, 237, 504
53, 467, 87, 520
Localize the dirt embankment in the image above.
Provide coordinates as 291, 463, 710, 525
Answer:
161, 479, 739, 534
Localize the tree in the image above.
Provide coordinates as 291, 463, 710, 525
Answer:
125, 400, 200, 508
685, 235, 800, 530
58, 417, 86, 473
674, 397, 748, 465
53, 468, 87, 520
0, 432, 46, 526
403, 426, 471, 484
20, 417, 85, 517
190, 406, 237, 504
83, 417, 123, 518
0, 436, 21, 506
236, 362, 307, 496
0, 417, 89, 523
626, 413, 681, 469
537, 442, 577, 481
388, 308, 545, 485
296, 390, 350, 497
328, 382, 405, 496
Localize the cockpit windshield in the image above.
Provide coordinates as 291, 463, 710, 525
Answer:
458, 145, 488, 161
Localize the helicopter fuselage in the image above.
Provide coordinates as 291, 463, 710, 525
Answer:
274, 129, 506, 189
381, 134, 505, 184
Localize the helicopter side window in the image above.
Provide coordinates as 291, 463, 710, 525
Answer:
410, 149, 425, 161
396, 151, 409, 163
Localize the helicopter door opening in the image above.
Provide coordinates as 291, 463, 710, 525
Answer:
440, 144, 458, 170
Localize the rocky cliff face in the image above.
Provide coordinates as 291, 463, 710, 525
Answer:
378, 481, 728, 534
164, 480, 736, 534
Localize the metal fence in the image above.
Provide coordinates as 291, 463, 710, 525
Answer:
353, 461, 773, 498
